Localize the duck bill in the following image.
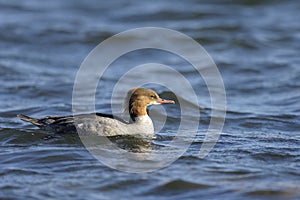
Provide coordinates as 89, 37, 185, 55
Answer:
155, 98, 175, 104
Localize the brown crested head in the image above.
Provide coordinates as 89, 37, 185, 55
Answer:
126, 88, 175, 120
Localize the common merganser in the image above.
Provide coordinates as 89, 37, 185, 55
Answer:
18, 88, 175, 137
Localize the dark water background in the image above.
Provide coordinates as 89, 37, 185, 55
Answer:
1, 0, 300, 199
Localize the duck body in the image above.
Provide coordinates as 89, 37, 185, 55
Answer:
18, 88, 174, 137
18, 113, 154, 137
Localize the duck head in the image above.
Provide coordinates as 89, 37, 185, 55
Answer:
126, 88, 175, 121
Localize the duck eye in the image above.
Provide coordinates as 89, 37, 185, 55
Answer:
150, 95, 155, 99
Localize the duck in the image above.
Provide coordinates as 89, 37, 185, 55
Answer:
18, 88, 175, 137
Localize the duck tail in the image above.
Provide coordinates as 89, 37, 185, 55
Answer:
17, 114, 43, 126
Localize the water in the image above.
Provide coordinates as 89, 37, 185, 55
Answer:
1, 0, 300, 199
